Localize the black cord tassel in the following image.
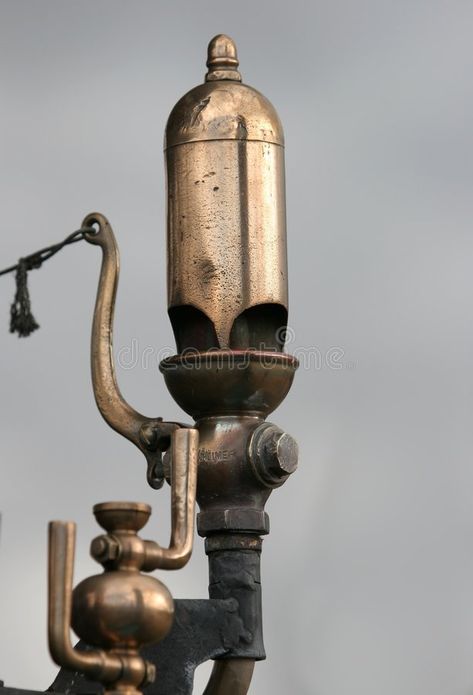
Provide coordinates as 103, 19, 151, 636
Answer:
9, 259, 40, 337
1, 227, 94, 337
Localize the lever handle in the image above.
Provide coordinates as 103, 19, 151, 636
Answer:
48, 521, 122, 682
82, 212, 147, 448
82, 211, 181, 488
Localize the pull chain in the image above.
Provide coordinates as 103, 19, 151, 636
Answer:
0, 227, 95, 337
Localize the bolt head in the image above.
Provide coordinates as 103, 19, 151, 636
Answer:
90, 534, 120, 564
264, 428, 298, 477
249, 423, 299, 488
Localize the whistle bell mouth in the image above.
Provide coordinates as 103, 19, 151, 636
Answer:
159, 350, 298, 419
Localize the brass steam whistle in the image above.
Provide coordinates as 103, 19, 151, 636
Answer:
49, 34, 298, 694
160, 34, 299, 677
48, 429, 198, 694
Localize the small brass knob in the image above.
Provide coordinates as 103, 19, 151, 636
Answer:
206, 34, 241, 82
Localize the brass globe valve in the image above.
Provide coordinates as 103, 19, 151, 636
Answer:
48, 427, 198, 695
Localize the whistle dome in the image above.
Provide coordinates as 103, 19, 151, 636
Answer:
165, 35, 288, 352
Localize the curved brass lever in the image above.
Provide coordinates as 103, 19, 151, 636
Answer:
82, 212, 181, 488
48, 428, 198, 693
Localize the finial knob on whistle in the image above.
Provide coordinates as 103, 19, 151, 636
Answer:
206, 34, 241, 82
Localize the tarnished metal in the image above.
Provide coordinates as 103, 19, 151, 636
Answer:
203, 660, 255, 695
160, 353, 298, 536
166, 34, 288, 353
160, 35, 298, 693
83, 211, 184, 489
48, 522, 124, 687
0, 29, 300, 695
48, 429, 198, 694
248, 422, 299, 488
50, 599, 249, 695
205, 33, 242, 82
160, 350, 297, 418
160, 351, 298, 681
47, 33, 298, 695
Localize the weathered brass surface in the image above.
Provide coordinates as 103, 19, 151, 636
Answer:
83, 211, 183, 489
48, 428, 198, 694
161, 35, 298, 694
83, 212, 148, 446
74, 34, 297, 695
160, 350, 298, 418
248, 422, 299, 488
161, 355, 298, 536
205, 33, 241, 82
166, 34, 288, 352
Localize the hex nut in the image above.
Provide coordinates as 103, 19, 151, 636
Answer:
197, 508, 270, 536
265, 429, 298, 476
90, 534, 120, 564
249, 423, 298, 488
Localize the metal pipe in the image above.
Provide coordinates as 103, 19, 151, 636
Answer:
48, 521, 122, 682
203, 659, 255, 695
143, 427, 199, 570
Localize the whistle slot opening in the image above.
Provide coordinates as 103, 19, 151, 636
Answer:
229, 303, 288, 352
169, 305, 219, 352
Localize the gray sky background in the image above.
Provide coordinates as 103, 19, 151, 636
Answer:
0, 1, 472, 694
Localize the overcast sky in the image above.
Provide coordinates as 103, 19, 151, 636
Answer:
0, 2, 473, 694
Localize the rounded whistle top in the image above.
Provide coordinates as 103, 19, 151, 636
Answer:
165, 34, 284, 148
206, 34, 241, 82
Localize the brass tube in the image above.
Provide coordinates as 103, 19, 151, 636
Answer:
203, 659, 255, 695
142, 428, 199, 570
47, 521, 122, 682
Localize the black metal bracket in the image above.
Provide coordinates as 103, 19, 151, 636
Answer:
47, 598, 247, 695
0, 544, 266, 695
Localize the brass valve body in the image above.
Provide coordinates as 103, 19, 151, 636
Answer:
72, 503, 174, 650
